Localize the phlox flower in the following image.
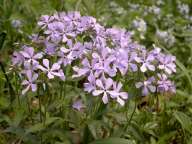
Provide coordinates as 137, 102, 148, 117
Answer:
112, 82, 128, 106
72, 58, 97, 78
92, 77, 118, 104
84, 73, 96, 93
72, 100, 85, 111
158, 54, 176, 74
12, 51, 24, 66
157, 73, 175, 93
20, 47, 43, 65
22, 70, 38, 95
38, 15, 54, 29
38, 59, 64, 80
135, 77, 156, 96
135, 50, 155, 72
92, 48, 116, 77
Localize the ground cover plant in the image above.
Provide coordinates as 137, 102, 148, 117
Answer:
0, 0, 192, 144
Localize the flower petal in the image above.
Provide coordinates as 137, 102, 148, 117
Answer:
92, 90, 104, 96
102, 92, 108, 104
96, 79, 104, 89
117, 97, 125, 106
20, 51, 30, 58
22, 80, 29, 85
43, 59, 50, 68
142, 86, 148, 96
140, 64, 147, 72
22, 85, 30, 95
119, 92, 128, 99
51, 63, 60, 71
147, 64, 155, 71
105, 78, 113, 90
34, 53, 43, 59
48, 72, 54, 79
32, 73, 38, 82
31, 84, 37, 92
135, 82, 143, 88
148, 85, 156, 93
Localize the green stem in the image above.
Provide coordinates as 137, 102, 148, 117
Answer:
38, 91, 42, 123
83, 125, 91, 144
124, 99, 137, 132
83, 100, 107, 143
0, 62, 15, 103
27, 95, 33, 124
156, 94, 159, 112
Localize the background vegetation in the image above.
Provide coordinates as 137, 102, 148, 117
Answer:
0, 0, 192, 143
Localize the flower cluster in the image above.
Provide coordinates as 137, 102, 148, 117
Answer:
12, 11, 176, 106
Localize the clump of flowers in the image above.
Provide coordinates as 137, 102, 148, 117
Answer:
132, 17, 147, 39
12, 11, 176, 106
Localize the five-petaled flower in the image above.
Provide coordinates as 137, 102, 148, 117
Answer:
38, 59, 64, 80
157, 73, 175, 93
72, 100, 85, 111
92, 77, 119, 104
158, 54, 176, 74
20, 47, 43, 65
135, 50, 155, 72
112, 82, 128, 106
135, 77, 156, 96
22, 70, 38, 95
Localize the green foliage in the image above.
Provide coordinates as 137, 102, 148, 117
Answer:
0, 0, 192, 143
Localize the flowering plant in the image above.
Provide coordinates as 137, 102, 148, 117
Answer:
12, 11, 176, 106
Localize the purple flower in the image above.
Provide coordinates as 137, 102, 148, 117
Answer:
78, 16, 96, 32
38, 59, 64, 79
92, 48, 116, 77
113, 82, 128, 106
158, 54, 176, 74
114, 50, 137, 75
38, 15, 54, 29
30, 34, 44, 44
113, 49, 128, 75
127, 52, 138, 72
66, 40, 84, 59
135, 77, 156, 96
106, 28, 131, 48
20, 47, 43, 65
83, 42, 94, 54
92, 77, 118, 104
22, 61, 39, 73
135, 50, 155, 72
45, 21, 65, 42
157, 74, 175, 93
150, 45, 161, 57
44, 41, 57, 55
84, 73, 96, 93
72, 100, 85, 111
72, 58, 96, 78
93, 24, 106, 48
58, 40, 84, 64
22, 70, 38, 95
12, 51, 24, 66
64, 11, 81, 28
57, 47, 72, 66
11, 19, 22, 29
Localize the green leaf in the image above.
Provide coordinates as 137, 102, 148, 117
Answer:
88, 120, 102, 139
25, 117, 61, 134
89, 137, 134, 144
173, 111, 192, 134
157, 131, 177, 144
0, 32, 6, 50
